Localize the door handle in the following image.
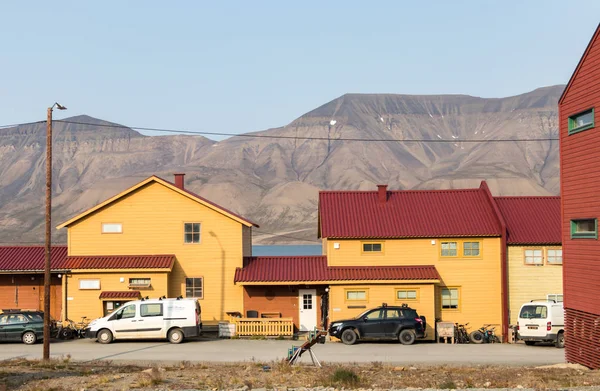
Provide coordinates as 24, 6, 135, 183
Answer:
138, 320, 144, 322
131, 320, 137, 322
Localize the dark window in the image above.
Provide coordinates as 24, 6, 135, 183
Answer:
184, 223, 201, 244
363, 243, 382, 252
571, 219, 598, 239
519, 305, 548, 319
186, 277, 203, 298
302, 294, 313, 310
385, 309, 402, 319
365, 310, 383, 320
141, 303, 163, 317
568, 108, 595, 135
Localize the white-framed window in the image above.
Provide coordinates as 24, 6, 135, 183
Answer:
129, 278, 151, 288
185, 277, 203, 298
546, 249, 563, 265
524, 249, 543, 265
441, 287, 459, 309
184, 223, 201, 244
79, 279, 100, 290
101, 223, 123, 234
547, 294, 563, 303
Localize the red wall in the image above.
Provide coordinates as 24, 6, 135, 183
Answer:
0, 274, 63, 320
559, 25, 600, 369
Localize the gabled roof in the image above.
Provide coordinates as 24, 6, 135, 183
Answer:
65, 255, 175, 270
318, 181, 503, 239
0, 246, 69, 272
234, 256, 441, 283
494, 196, 561, 245
559, 23, 600, 104
57, 175, 258, 229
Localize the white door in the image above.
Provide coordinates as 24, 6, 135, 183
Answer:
298, 289, 317, 331
110, 304, 139, 339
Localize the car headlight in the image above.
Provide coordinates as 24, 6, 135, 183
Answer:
330, 322, 342, 329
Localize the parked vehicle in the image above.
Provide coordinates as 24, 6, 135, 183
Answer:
328, 304, 426, 345
85, 297, 202, 344
57, 316, 90, 339
469, 324, 500, 344
0, 310, 51, 345
517, 300, 564, 348
454, 322, 470, 344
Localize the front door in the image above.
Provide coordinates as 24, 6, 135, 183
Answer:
298, 289, 317, 331
358, 309, 386, 338
109, 304, 139, 339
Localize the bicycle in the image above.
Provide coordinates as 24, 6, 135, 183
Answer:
64, 316, 90, 339
469, 324, 500, 344
454, 322, 470, 344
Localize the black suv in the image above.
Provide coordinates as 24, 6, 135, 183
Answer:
328, 304, 426, 345
0, 310, 47, 345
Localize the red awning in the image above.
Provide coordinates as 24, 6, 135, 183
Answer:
65, 255, 175, 270
99, 291, 142, 299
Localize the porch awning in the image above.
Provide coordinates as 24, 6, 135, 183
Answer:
99, 291, 142, 300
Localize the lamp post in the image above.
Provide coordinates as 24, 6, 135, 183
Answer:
44, 102, 66, 360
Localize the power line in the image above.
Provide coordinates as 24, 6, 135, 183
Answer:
0, 120, 45, 129
54, 119, 559, 143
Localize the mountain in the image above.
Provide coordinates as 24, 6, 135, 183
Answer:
0, 86, 563, 245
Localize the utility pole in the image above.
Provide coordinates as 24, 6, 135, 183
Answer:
44, 103, 66, 360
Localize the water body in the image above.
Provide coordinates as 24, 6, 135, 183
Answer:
252, 244, 322, 256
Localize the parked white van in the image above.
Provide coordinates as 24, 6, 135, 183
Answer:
85, 297, 202, 344
516, 300, 564, 348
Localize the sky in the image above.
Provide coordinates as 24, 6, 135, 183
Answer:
1, 1, 599, 139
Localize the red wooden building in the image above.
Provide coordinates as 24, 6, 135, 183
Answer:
559, 23, 600, 369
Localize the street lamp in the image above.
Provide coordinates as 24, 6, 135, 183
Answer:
44, 102, 66, 360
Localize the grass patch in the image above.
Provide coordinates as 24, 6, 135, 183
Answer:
329, 368, 360, 388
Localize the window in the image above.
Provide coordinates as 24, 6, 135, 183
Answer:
519, 305, 547, 319
463, 242, 480, 257
302, 294, 313, 310
568, 108, 595, 135
441, 242, 458, 257
129, 278, 151, 288
141, 303, 163, 317
547, 249, 563, 265
364, 310, 383, 320
396, 289, 418, 300
441, 288, 459, 310
345, 290, 367, 301
184, 223, 201, 244
524, 249, 543, 265
185, 277, 203, 298
571, 219, 598, 239
385, 309, 403, 319
120, 305, 136, 319
101, 223, 122, 234
79, 279, 100, 290
7, 314, 28, 324
547, 294, 563, 303
362, 242, 383, 253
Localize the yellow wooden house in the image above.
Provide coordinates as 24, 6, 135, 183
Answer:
495, 197, 563, 325
56, 173, 257, 323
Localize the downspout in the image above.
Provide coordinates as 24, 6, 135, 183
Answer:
480, 181, 509, 342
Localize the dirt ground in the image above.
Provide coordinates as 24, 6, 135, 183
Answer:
1, 358, 598, 391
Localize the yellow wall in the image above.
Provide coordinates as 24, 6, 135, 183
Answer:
507, 246, 563, 324
66, 182, 247, 322
325, 237, 504, 334
329, 284, 436, 340
64, 271, 169, 321
243, 226, 252, 257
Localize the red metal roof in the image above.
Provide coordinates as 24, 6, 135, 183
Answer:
495, 196, 561, 245
0, 246, 68, 271
235, 256, 441, 283
319, 182, 502, 239
99, 291, 142, 299
64, 255, 175, 270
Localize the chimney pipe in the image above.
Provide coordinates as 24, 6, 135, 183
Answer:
174, 173, 185, 190
377, 184, 387, 203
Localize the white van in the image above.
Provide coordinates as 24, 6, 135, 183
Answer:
85, 297, 201, 344
516, 300, 564, 348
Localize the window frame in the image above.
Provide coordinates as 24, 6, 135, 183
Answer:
441, 287, 460, 311
101, 223, 123, 234
462, 241, 482, 258
546, 248, 563, 265
571, 219, 598, 239
344, 289, 368, 302
440, 241, 459, 258
524, 248, 544, 266
395, 288, 419, 301
128, 278, 151, 288
568, 108, 595, 135
140, 303, 163, 317
185, 277, 204, 299
79, 279, 101, 290
183, 222, 202, 244
361, 242, 384, 255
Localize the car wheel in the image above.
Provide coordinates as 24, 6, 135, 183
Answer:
398, 329, 416, 345
97, 329, 113, 344
340, 329, 357, 345
524, 341, 536, 346
168, 328, 184, 344
22, 331, 37, 345
556, 332, 565, 349
469, 331, 484, 344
